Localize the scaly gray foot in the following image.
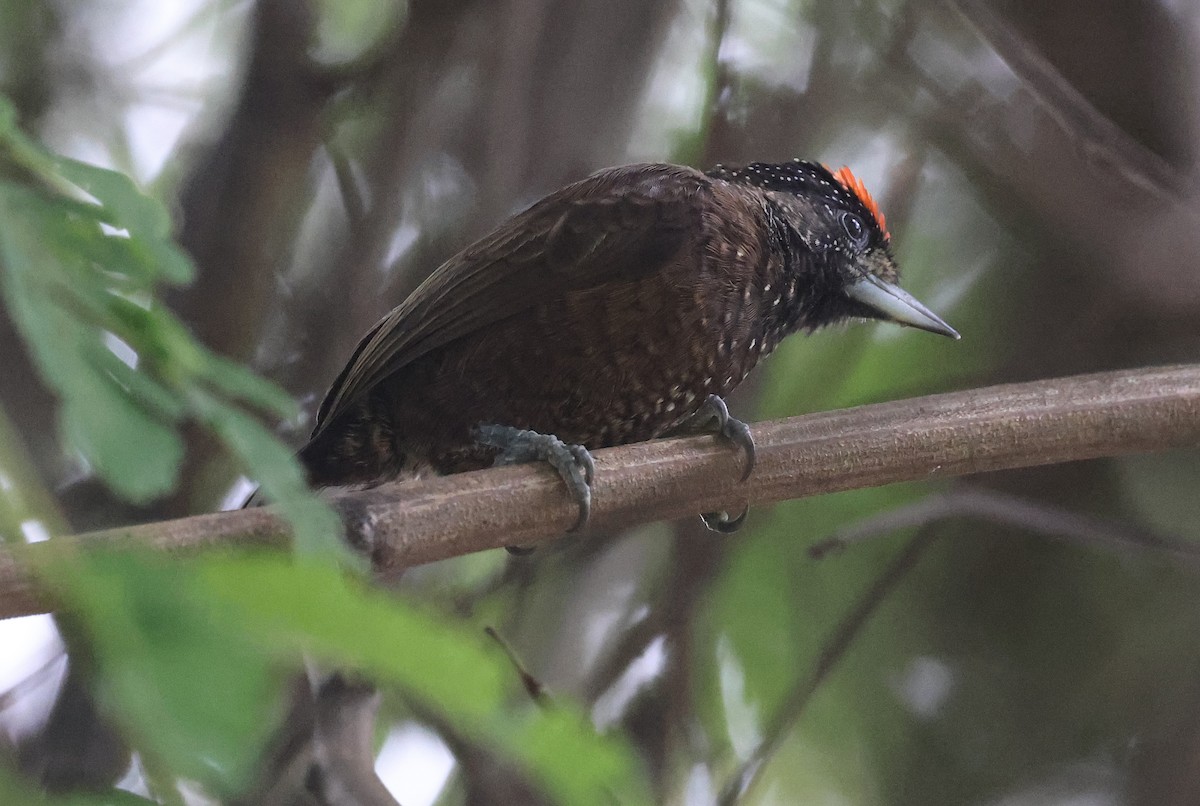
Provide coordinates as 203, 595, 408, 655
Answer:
681, 395, 754, 533
686, 395, 755, 480
473, 424, 596, 534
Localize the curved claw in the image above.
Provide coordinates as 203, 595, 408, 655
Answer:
566, 475, 591, 532
722, 415, 756, 482
701, 505, 749, 533
701, 395, 755, 481
570, 444, 596, 487
474, 424, 594, 533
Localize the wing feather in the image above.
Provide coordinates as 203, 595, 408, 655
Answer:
312, 163, 709, 437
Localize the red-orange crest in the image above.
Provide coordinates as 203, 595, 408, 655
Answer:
830, 165, 888, 240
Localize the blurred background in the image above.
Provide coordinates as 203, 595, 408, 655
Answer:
2, 0, 1200, 803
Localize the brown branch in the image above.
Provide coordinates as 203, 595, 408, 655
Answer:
2, 364, 1199, 620
951, 0, 1184, 200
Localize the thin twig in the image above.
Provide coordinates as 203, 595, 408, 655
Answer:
582, 614, 662, 704
484, 626, 550, 707
718, 530, 938, 805
326, 140, 369, 241
720, 480, 1200, 802
1, 364, 1199, 620
809, 485, 1200, 564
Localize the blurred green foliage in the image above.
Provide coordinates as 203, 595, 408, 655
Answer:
0, 96, 342, 560
0, 95, 652, 803
310, 0, 406, 66
38, 551, 650, 803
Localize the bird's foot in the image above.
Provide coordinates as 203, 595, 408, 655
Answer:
679, 395, 756, 481
680, 395, 754, 533
701, 505, 749, 533
473, 424, 596, 536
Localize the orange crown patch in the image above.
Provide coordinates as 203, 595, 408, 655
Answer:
830, 165, 888, 239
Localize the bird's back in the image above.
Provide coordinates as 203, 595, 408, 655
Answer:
299, 163, 780, 487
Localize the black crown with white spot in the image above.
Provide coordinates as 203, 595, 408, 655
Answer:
705, 159, 888, 242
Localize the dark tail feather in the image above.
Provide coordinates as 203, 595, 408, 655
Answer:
297, 399, 401, 490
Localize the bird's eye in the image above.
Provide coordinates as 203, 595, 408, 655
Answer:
841, 212, 867, 247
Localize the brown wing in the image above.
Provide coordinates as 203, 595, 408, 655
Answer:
311, 163, 711, 439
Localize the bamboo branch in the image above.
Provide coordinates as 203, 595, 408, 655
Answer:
2, 364, 1199, 620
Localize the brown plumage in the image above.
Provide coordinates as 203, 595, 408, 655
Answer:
299, 161, 957, 504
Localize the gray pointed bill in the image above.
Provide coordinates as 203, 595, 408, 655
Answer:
846, 274, 961, 339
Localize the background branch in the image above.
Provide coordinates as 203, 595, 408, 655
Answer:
1, 363, 1198, 620
808, 485, 1200, 563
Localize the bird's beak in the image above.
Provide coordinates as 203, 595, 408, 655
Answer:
845, 274, 961, 339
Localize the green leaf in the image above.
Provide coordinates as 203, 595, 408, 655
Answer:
199, 555, 509, 717
0, 97, 69, 193
37, 547, 650, 805
191, 390, 351, 565
195, 351, 299, 418
0, 102, 341, 562
41, 551, 285, 796
508, 708, 649, 806
92, 346, 188, 423
0, 186, 184, 499
60, 387, 182, 501
199, 555, 650, 805
55, 157, 192, 284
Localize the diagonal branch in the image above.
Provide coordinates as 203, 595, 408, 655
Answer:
2, 364, 1199, 620
719, 528, 938, 806
950, 0, 1184, 200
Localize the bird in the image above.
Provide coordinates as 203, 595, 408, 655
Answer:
297, 160, 959, 531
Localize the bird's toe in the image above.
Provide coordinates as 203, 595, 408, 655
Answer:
474, 424, 595, 533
